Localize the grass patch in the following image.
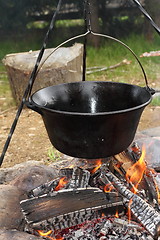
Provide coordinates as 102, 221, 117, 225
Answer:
55, 19, 84, 28
151, 95, 160, 106
86, 34, 160, 87
47, 147, 62, 162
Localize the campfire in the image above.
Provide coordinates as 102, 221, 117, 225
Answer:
19, 142, 160, 240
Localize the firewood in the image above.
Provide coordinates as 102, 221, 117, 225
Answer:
20, 187, 108, 224
28, 178, 60, 198
113, 149, 137, 175
101, 166, 160, 239
63, 167, 90, 189
21, 187, 124, 232
28, 167, 90, 198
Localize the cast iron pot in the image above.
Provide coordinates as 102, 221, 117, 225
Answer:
26, 81, 152, 159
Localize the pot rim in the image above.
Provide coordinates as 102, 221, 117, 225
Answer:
30, 81, 152, 116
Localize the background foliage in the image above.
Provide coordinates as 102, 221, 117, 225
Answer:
0, 0, 159, 40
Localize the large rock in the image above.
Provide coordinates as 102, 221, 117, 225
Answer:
10, 165, 58, 192
0, 160, 59, 190
3, 43, 83, 104
0, 185, 26, 230
0, 230, 40, 240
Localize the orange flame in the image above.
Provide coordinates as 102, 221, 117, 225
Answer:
37, 230, 53, 237
127, 199, 133, 222
126, 145, 146, 193
37, 230, 63, 240
55, 177, 68, 191
91, 159, 102, 174
115, 209, 119, 218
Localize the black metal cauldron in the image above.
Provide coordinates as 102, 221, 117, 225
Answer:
26, 80, 152, 158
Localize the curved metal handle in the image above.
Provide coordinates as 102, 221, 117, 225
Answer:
92, 32, 149, 88
36, 30, 150, 90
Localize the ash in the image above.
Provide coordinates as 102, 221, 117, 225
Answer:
55, 217, 154, 240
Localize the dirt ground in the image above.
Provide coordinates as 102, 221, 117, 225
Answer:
1, 105, 160, 168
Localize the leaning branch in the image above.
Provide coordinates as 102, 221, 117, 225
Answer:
86, 59, 131, 75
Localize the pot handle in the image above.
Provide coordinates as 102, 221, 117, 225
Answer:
92, 32, 156, 94
25, 100, 43, 115
36, 30, 153, 93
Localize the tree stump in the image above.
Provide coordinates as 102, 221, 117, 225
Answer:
3, 43, 83, 105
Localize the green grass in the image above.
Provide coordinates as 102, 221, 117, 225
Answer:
55, 19, 84, 28
47, 147, 62, 162
151, 95, 160, 106
86, 34, 160, 87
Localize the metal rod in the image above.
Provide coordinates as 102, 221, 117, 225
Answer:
0, 0, 63, 167
84, 0, 92, 32
133, 0, 160, 35
82, 0, 89, 81
82, 35, 87, 81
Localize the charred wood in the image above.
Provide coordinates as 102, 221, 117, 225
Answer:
28, 167, 90, 198
29, 208, 100, 232
20, 188, 108, 224
65, 167, 90, 189
144, 174, 160, 210
28, 178, 59, 198
101, 167, 160, 238
129, 142, 142, 161
21, 188, 124, 232
59, 168, 73, 179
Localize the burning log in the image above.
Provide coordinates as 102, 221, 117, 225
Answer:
61, 167, 90, 189
21, 188, 108, 225
28, 167, 90, 198
21, 187, 124, 231
101, 166, 160, 239
28, 178, 60, 198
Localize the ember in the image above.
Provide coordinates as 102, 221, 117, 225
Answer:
103, 183, 114, 193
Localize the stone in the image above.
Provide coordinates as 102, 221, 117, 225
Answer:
0, 229, 40, 240
135, 135, 160, 170
141, 127, 160, 138
0, 185, 26, 230
0, 160, 58, 184
10, 165, 59, 192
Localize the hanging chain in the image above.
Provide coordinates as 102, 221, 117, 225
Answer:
0, 0, 63, 167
